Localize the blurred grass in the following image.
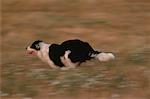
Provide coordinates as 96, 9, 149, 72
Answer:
1, 0, 150, 99
125, 47, 150, 66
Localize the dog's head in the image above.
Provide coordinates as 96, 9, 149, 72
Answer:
26, 40, 43, 55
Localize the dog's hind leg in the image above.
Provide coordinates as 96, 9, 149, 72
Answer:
61, 50, 78, 69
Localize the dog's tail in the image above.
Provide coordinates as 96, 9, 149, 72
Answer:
89, 51, 115, 62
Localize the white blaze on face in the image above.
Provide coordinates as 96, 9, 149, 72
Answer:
96, 52, 115, 62
26, 46, 37, 55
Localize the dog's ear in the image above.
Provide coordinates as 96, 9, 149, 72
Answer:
30, 40, 43, 50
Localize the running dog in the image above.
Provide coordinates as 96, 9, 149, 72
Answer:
26, 39, 115, 70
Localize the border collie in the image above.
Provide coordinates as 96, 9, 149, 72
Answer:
26, 39, 115, 70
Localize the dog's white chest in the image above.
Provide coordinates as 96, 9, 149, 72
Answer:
37, 44, 58, 68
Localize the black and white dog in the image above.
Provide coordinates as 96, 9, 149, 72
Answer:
26, 39, 115, 70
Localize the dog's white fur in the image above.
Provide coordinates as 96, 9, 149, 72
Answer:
96, 53, 115, 62
38, 42, 61, 69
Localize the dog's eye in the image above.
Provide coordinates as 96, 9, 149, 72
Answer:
35, 44, 40, 49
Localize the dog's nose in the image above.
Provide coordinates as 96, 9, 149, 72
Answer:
26, 47, 27, 50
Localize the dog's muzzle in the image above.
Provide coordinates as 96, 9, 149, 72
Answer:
26, 46, 37, 55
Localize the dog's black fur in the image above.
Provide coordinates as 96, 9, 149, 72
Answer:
29, 40, 43, 51
49, 39, 100, 67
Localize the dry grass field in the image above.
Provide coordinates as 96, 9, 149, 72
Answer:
1, 0, 150, 99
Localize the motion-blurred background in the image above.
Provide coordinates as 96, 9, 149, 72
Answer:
1, 0, 150, 99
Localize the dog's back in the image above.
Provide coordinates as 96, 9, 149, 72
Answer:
61, 39, 98, 63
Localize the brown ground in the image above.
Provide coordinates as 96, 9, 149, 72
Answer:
1, 0, 150, 99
